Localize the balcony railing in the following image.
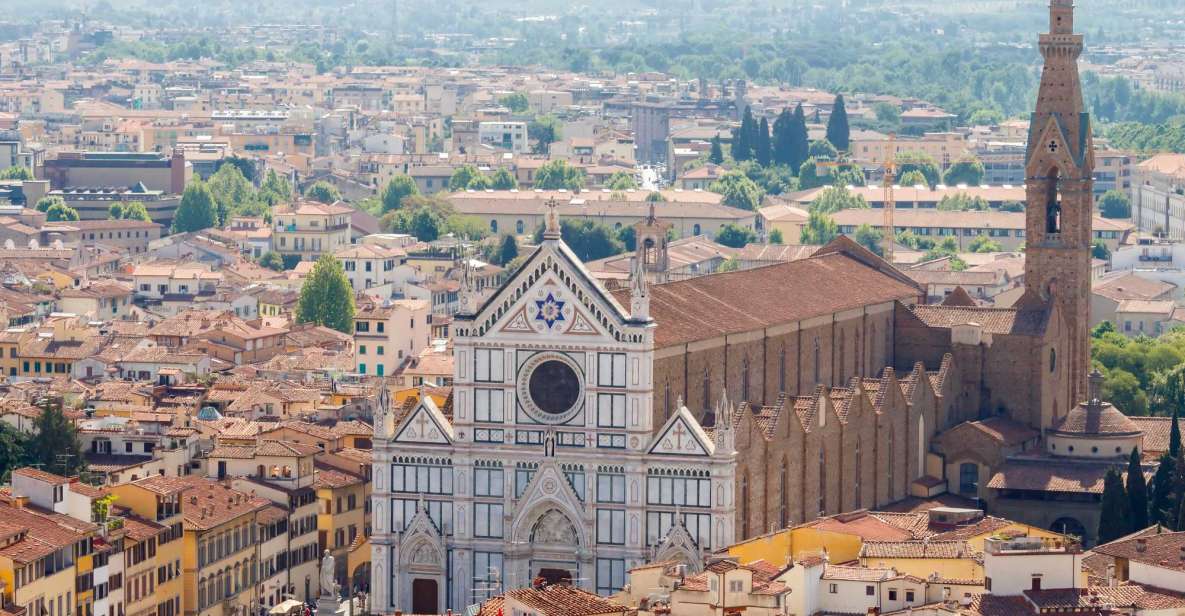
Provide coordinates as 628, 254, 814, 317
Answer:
1139, 255, 1173, 262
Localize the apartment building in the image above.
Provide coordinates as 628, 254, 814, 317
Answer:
477, 121, 528, 154
272, 201, 352, 263
313, 467, 368, 590
352, 299, 430, 377
850, 131, 968, 169
131, 262, 223, 301
1133, 153, 1185, 238
334, 244, 407, 292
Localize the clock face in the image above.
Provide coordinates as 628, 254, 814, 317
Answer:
528, 360, 581, 415
517, 352, 585, 424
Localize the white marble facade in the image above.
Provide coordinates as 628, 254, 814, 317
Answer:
371, 209, 736, 614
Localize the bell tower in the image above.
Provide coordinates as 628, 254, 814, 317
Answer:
1022, 0, 1093, 407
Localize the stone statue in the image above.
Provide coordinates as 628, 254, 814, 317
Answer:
320, 550, 338, 597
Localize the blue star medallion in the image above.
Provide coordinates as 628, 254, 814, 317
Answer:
534, 292, 566, 329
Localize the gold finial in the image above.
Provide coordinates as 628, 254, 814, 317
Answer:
543, 197, 561, 240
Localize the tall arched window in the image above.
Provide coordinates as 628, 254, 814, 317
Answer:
839, 330, 846, 381
490, 219, 498, 233
740, 475, 750, 538
664, 380, 672, 421
516, 219, 525, 234
741, 357, 750, 402
887, 427, 896, 500
693, 223, 701, 235
1045, 166, 1061, 235
778, 346, 787, 393
959, 462, 979, 495
813, 337, 821, 384
854, 437, 863, 507
779, 461, 788, 528
702, 368, 711, 412
818, 446, 826, 517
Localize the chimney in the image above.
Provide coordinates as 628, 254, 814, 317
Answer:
170, 147, 187, 195
1179, 545, 1185, 561
1136, 538, 1147, 553
1105, 563, 1116, 587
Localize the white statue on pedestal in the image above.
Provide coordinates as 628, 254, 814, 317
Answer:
320, 550, 339, 598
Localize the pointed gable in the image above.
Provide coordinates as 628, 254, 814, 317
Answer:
649, 405, 714, 457
392, 396, 454, 445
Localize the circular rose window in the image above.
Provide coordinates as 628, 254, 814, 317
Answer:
518, 353, 584, 423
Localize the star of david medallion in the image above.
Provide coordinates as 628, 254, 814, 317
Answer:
535, 292, 566, 329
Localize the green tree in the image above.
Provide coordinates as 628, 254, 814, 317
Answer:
529, 115, 561, 154
732, 107, 755, 162
825, 94, 850, 152
172, 181, 218, 233
798, 158, 825, 190
1127, 447, 1150, 531
645, 191, 667, 203
998, 201, 1025, 212
755, 117, 772, 167
968, 235, 1003, 253
304, 181, 341, 204
1092, 240, 1112, 261
30, 399, 85, 477
533, 219, 623, 262
534, 160, 586, 190
497, 234, 519, 264
1103, 368, 1149, 416
259, 169, 292, 204
0, 166, 33, 180
771, 108, 793, 167
937, 194, 989, 211
258, 251, 285, 271
768, 228, 785, 244
922, 237, 967, 270
789, 104, 810, 173
1150, 453, 1176, 526
896, 152, 942, 188
812, 186, 868, 214
1098, 467, 1131, 543
216, 156, 258, 183
710, 170, 763, 211
1172, 407, 1182, 457
490, 168, 518, 190
499, 92, 530, 113
207, 163, 258, 222
808, 139, 838, 160
449, 165, 483, 192
800, 210, 838, 245
606, 170, 637, 190
874, 102, 901, 128
709, 135, 725, 165
45, 202, 80, 222
381, 175, 420, 212
852, 224, 883, 256
715, 223, 757, 248
0, 422, 29, 481
943, 156, 986, 187
34, 196, 65, 213
898, 169, 928, 187
296, 254, 355, 334
1100, 189, 1132, 219
123, 201, 151, 221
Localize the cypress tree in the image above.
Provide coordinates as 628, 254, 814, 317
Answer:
755, 117, 772, 167
1171, 450, 1185, 530
1149, 453, 1176, 525
1127, 447, 1150, 531
1171, 407, 1182, 457
1097, 468, 1130, 543
790, 104, 810, 173
826, 94, 851, 152
732, 108, 753, 162
772, 108, 793, 167
709, 135, 724, 165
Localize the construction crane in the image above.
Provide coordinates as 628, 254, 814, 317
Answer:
882, 133, 897, 263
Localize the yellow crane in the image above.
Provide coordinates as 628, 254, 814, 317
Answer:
882, 133, 897, 263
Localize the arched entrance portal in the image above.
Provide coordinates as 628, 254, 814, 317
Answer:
411, 579, 438, 614
525, 507, 581, 585
352, 563, 371, 593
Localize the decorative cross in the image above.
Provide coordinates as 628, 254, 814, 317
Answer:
414, 412, 430, 437
1047, 140, 1059, 153
672, 422, 688, 450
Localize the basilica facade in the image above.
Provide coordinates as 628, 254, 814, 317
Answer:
372, 1, 1103, 612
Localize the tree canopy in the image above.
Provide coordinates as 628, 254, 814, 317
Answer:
173, 181, 219, 233
942, 156, 986, 187
533, 219, 624, 262
30, 399, 85, 477
1100, 189, 1132, 219
715, 223, 757, 248
304, 181, 341, 204
381, 175, 420, 212
296, 254, 355, 334
710, 170, 764, 211
825, 94, 850, 152
535, 160, 586, 190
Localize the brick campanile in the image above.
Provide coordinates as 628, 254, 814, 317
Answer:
1022, 0, 1093, 409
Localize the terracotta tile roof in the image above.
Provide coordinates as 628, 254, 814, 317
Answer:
1130, 417, 1183, 455
119, 513, 167, 541
821, 564, 895, 582
131, 474, 192, 495
178, 477, 270, 531
1093, 271, 1176, 302
503, 584, 634, 615
313, 466, 363, 490
610, 251, 920, 348
909, 304, 1048, 336
331, 420, 373, 436
1049, 400, 1142, 437
986, 459, 1138, 495
859, 540, 971, 559
966, 416, 1040, 446
962, 594, 1036, 616
810, 512, 915, 542
1091, 529, 1185, 572
13, 468, 70, 485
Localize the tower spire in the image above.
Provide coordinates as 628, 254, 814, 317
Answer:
1022, 0, 1093, 413
629, 248, 650, 322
